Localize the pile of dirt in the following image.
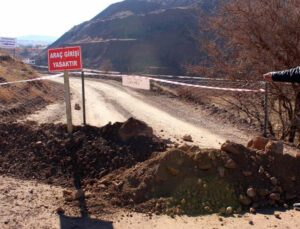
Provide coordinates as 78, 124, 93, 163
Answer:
1, 117, 300, 217
0, 118, 166, 186
92, 140, 300, 216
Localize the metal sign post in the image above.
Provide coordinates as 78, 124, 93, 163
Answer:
263, 82, 269, 137
81, 71, 86, 126
64, 71, 73, 134
48, 46, 83, 134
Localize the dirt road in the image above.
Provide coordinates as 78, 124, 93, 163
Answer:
4, 77, 300, 228
1, 175, 300, 229
27, 77, 252, 148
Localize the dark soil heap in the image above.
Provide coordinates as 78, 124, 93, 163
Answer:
0, 118, 165, 186
94, 141, 300, 216
1, 118, 300, 217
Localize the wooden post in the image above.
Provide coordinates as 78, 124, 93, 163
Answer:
263, 82, 269, 138
64, 71, 73, 134
81, 71, 86, 126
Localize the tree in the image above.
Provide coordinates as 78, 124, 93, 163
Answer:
190, 0, 300, 143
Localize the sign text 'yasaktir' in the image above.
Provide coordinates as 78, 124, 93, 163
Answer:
48, 46, 82, 72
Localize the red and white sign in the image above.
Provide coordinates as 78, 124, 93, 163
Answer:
48, 46, 82, 72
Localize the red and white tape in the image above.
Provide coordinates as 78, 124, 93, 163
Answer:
0, 74, 63, 86
124, 75, 265, 93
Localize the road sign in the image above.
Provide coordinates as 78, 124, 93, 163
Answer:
122, 75, 150, 90
48, 46, 82, 72
0, 37, 16, 49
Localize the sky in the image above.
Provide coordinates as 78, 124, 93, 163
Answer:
0, 0, 122, 38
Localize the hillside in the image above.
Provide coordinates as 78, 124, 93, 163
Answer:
39, 0, 219, 75
0, 52, 63, 121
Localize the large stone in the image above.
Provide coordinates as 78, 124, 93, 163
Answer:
269, 193, 281, 201
74, 103, 81, 110
239, 194, 252, 206
247, 188, 256, 198
221, 141, 248, 155
226, 206, 233, 215
183, 134, 193, 142
247, 136, 269, 151
265, 141, 284, 155
224, 159, 237, 169
118, 118, 154, 142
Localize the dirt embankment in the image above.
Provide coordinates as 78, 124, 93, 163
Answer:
0, 53, 63, 121
95, 140, 300, 216
1, 118, 300, 219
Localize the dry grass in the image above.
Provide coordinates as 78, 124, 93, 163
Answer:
0, 52, 63, 118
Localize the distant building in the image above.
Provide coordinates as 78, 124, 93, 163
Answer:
22, 58, 35, 65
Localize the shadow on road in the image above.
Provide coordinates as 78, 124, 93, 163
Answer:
59, 138, 114, 229
59, 214, 113, 229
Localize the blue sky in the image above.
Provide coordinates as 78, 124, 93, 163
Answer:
0, 0, 121, 38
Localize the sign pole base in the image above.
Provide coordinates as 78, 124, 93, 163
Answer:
81, 71, 87, 126
64, 71, 73, 134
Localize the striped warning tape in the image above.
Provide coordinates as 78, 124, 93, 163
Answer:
0, 70, 265, 93
123, 75, 265, 93
0, 73, 63, 86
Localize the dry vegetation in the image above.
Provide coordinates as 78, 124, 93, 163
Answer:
188, 0, 300, 145
0, 51, 63, 120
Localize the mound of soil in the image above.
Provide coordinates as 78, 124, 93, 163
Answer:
1, 118, 299, 217
0, 118, 165, 186
94, 142, 300, 216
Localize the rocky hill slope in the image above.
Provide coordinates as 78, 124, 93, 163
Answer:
40, 0, 218, 75
0, 52, 63, 121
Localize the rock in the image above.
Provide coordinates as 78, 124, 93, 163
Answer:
204, 206, 211, 212
188, 145, 200, 153
74, 103, 81, 110
63, 190, 72, 196
56, 207, 65, 214
265, 141, 283, 155
224, 159, 237, 169
198, 162, 212, 171
118, 118, 154, 142
219, 207, 226, 215
197, 178, 203, 185
258, 166, 264, 174
194, 152, 212, 170
249, 220, 254, 225
293, 203, 300, 211
178, 143, 191, 151
243, 171, 253, 177
258, 189, 270, 197
181, 198, 186, 205
63, 190, 73, 202
218, 167, 225, 178
226, 206, 233, 215
249, 207, 256, 214
182, 135, 193, 142
208, 151, 216, 160
247, 136, 269, 150
239, 194, 252, 206
274, 213, 281, 219
247, 188, 256, 198
221, 141, 248, 155
269, 193, 281, 201
270, 177, 278, 185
